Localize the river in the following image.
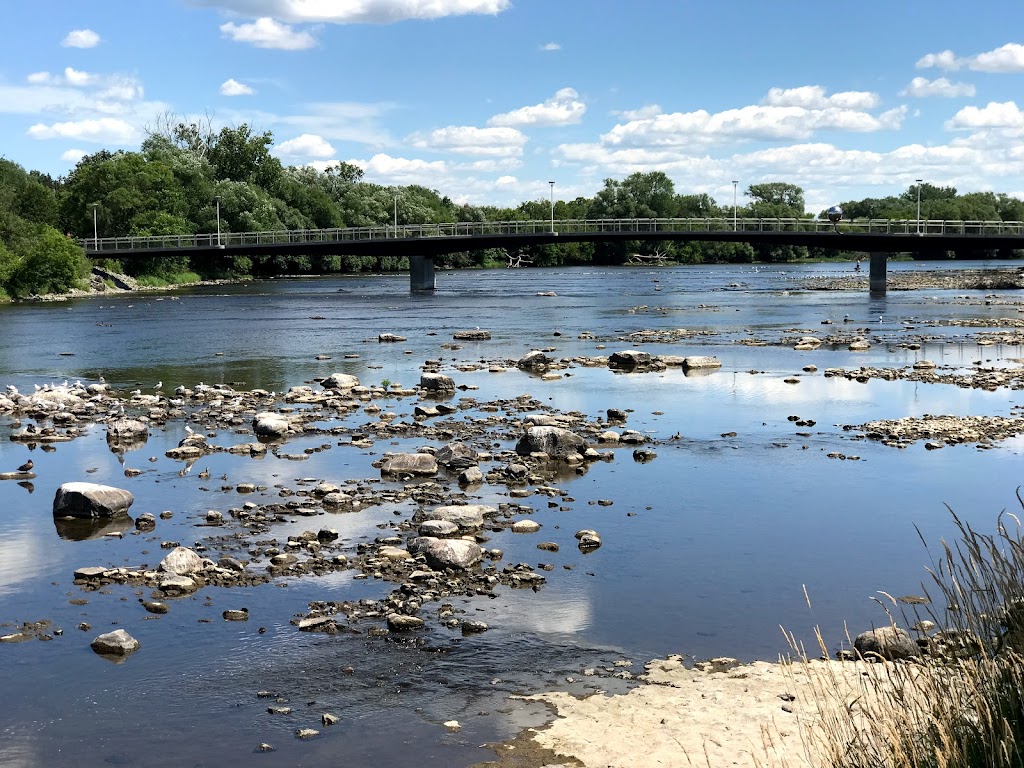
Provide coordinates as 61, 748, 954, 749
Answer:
1, 262, 1022, 767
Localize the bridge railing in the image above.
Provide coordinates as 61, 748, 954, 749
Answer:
80, 217, 1024, 252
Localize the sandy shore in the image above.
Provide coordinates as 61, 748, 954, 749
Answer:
478, 654, 897, 768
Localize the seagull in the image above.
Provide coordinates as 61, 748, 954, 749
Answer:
17, 459, 33, 472
154, 381, 163, 390
185, 425, 195, 435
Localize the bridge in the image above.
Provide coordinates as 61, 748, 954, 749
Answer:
81, 217, 1024, 292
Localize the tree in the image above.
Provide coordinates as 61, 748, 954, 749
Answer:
589, 172, 677, 219
747, 182, 805, 218
207, 124, 282, 189
7, 226, 87, 297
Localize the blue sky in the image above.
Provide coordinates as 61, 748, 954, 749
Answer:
3, 0, 1024, 214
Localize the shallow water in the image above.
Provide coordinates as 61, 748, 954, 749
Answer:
1, 262, 1023, 766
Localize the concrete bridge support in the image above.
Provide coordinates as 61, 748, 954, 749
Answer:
409, 255, 435, 291
869, 252, 887, 294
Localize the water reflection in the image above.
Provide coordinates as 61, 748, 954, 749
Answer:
53, 514, 133, 541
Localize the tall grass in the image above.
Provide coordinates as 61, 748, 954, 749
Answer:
134, 271, 202, 288
791, 502, 1024, 768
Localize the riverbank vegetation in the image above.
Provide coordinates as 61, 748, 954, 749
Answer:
3, 117, 1024, 297
796, 510, 1024, 768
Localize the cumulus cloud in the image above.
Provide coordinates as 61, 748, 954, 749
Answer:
61, 148, 87, 163
946, 101, 1024, 130
27, 117, 136, 143
220, 17, 317, 49
918, 43, 1024, 73
488, 88, 585, 127
62, 29, 100, 48
221, 78, 255, 96
900, 77, 976, 98
275, 133, 336, 158
410, 125, 527, 156
611, 104, 663, 121
763, 85, 879, 110
192, 0, 510, 24
541, 42, 561, 51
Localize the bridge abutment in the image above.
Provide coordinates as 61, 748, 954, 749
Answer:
869, 252, 887, 294
410, 255, 435, 291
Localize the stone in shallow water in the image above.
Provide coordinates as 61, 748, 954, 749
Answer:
53, 482, 134, 518
90, 629, 140, 657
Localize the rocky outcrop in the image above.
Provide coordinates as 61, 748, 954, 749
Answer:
253, 412, 290, 437
515, 426, 586, 458
381, 453, 438, 476
320, 373, 360, 390
853, 626, 919, 660
407, 537, 483, 570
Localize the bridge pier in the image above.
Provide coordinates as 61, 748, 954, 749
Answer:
869, 252, 887, 294
409, 255, 435, 291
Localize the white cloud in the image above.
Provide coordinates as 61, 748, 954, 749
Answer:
947, 101, 1024, 130
488, 88, 585, 127
541, 42, 561, 51
495, 175, 517, 185
64, 67, 97, 86
220, 18, 317, 49
26, 72, 52, 85
27, 117, 136, 143
611, 104, 663, 121
61, 148, 87, 163
763, 85, 879, 110
275, 133, 335, 158
918, 43, 1024, 73
221, 78, 255, 96
900, 77, 975, 98
193, 0, 510, 24
410, 125, 527, 156
62, 29, 100, 48
355, 153, 448, 182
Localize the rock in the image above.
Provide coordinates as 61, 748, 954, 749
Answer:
378, 546, 412, 561
322, 713, 340, 726
511, 519, 541, 533
90, 629, 140, 657
435, 442, 479, 469
458, 466, 483, 486
418, 519, 460, 537
682, 356, 722, 370
135, 512, 156, 531
420, 372, 456, 392
515, 426, 586, 458
387, 614, 425, 631
853, 626, 919, 660
608, 350, 652, 368
576, 530, 602, 550
378, 333, 407, 343
517, 350, 550, 370
74, 566, 108, 580
849, 340, 871, 351
444, 720, 462, 731
160, 546, 204, 575
321, 373, 360, 390
461, 621, 488, 634
453, 329, 490, 340
381, 453, 438, 476
106, 418, 149, 440
421, 504, 494, 530
252, 412, 290, 437
140, 600, 169, 614
297, 616, 337, 633
295, 728, 319, 740
158, 575, 198, 595
53, 482, 134, 518
408, 537, 483, 570
223, 609, 249, 621
606, 408, 628, 422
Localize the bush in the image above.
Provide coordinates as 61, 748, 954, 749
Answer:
5, 226, 88, 297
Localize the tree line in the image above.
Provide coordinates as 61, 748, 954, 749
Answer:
2, 118, 1024, 299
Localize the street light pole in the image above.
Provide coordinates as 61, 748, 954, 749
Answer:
731, 181, 738, 231
394, 194, 398, 236
91, 203, 99, 250
549, 181, 555, 233
915, 179, 923, 235
214, 196, 221, 246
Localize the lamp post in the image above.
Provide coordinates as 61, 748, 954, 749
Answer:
548, 181, 555, 233
214, 196, 221, 246
90, 203, 99, 250
915, 179, 923, 235
731, 181, 738, 231
393, 194, 398, 236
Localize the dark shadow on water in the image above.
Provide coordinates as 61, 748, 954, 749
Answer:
53, 514, 133, 541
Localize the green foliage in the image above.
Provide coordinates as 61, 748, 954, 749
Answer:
6, 226, 88, 297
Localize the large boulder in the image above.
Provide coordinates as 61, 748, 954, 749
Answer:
91, 629, 140, 658
106, 418, 149, 440
408, 537, 483, 570
420, 372, 455, 393
515, 426, 586, 458
435, 442, 479, 470
160, 546, 204, 576
853, 626, 919, 660
682, 356, 722, 370
381, 453, 438, 476
321, 373, 360, 391
421, 504, 495, 530
608, 350, 653, 369
253, 412, 290, 437
53, 482, 134, 519
517, 350, 550, 371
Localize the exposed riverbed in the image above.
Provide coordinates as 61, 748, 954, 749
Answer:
1, 262, 1023, 767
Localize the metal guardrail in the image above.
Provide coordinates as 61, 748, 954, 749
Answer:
80, 217, 1024, 252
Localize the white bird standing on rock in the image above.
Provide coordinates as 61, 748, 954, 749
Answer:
154, 381, 163, 390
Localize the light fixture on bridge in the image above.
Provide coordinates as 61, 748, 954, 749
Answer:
549, 181, 555, 233
90, 202, 99, 250
394, 193, 399, 236
214, 195, 222, 247
731, 181, 738, 232
826, 205, 843, 234
915, 179, 923, 236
